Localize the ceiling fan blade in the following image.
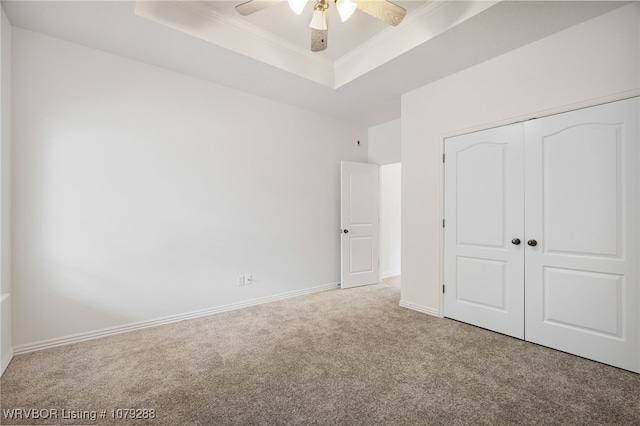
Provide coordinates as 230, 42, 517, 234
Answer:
355, 1, 406, 26
235, 0, 284, 16
311, 29, 328, 52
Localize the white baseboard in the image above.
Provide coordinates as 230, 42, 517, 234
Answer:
380, 269, 401, 279
399, 300, 441, 317
13, 282, 340, 355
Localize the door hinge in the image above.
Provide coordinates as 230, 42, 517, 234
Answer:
442, 153, 445, 163
442, 219, 445, 228
442, 284, 445, 294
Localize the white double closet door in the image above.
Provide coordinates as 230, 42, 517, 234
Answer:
444, 98, 639, 373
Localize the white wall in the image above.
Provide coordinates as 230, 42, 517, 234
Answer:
0, 5, 12, 374
379, 163, 400, 279
12, 29, 367, 350
368, 119, 400, 165
401, 4, 640, 315
370, 120, 401, 279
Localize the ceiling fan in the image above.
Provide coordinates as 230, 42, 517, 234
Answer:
234, 0, 407, 52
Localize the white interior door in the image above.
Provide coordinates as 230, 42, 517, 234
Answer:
341, 161, 379, 289
524, 98, 639, 372
444, 124, 525, 339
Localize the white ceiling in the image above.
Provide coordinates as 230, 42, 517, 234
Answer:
2, 1, 628, 127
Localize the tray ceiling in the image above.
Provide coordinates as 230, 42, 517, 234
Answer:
135, 0, 497, 88
3, 1, 628, 126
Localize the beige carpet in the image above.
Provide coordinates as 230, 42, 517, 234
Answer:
1, 282, 639, 425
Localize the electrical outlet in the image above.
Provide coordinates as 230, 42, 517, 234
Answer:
244, 274, 252, 285
237, 275, 245, 286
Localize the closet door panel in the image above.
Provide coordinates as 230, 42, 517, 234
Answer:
542, 124, 620, 257
444, 124, 525, 339
524, 98, 639, 373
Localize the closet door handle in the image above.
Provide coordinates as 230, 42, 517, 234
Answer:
527, 239, 538, 247
511, 238, 521, 245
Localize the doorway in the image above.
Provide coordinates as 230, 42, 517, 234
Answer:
380, 163, 401, 287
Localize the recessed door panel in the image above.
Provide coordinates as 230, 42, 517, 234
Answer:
349, 172, 373, 225
456, 144, 505, 248
444, 124, 524, 339
456, 257, 507, 310
543, 267, 622, 337
525, 98, 639, 372
543, 124, 621, 257
349, 237, 373, 273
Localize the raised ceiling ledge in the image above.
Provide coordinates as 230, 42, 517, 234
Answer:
334, 0, 498, 87
135, 0, 499, 89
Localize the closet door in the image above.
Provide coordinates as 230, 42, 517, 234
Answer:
524, 98, 639, 372
444, 124, 525, 338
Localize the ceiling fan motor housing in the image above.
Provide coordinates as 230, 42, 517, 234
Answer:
315, 0, 329, 11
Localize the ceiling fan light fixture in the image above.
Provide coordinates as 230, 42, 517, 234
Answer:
335, 0, 356, 22
309, 8, 327, 30
287, 0, 307, 15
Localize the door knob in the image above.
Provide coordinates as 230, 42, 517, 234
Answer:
527, 239, 537, 247
343, 229, 349, 234
511, 238, 521, 245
